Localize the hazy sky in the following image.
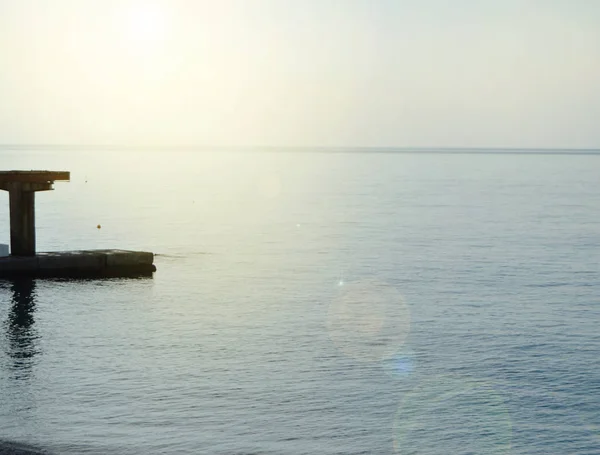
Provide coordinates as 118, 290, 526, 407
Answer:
1, 0, 599, 148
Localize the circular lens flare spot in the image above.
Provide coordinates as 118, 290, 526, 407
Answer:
394, 375, 512, 454
382, 350, 415, 379
496, 385, 600, 452
328, 279, 410, 363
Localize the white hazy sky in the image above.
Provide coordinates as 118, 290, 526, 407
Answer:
1, 0, 599, 148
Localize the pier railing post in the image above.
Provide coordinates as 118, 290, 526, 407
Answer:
9, 187, 36, 256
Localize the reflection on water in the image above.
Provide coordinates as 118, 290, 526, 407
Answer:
0, 151, 599, 454
4, 279, 40, 377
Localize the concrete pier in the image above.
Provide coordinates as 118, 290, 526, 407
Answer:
0, 250, 156, 278
1, 171, 69, 256
1, 170, 156, 278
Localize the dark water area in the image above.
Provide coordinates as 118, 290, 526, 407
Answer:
0, 149, 599, 454
0, 439, 48, 455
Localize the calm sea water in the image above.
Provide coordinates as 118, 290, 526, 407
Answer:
0, 149, 599, 454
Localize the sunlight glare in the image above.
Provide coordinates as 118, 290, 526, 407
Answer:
120, 2, 169, 55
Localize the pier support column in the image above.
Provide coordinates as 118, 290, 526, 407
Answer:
1, 171, 69, 257
9, 188, 36, 256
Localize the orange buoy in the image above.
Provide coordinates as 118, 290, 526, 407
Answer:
97, 224, 101, 229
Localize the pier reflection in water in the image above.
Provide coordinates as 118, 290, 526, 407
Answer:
4, 279, 40, 377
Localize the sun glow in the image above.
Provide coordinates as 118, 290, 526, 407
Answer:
120, 3, 169, 55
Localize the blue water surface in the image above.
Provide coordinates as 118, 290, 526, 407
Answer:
0, 149, 599, 454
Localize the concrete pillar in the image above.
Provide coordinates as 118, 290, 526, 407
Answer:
9, 189, 36, 256
1, 171, 69, 257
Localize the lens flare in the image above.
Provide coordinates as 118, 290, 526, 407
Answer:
382, 349, 415, 379
327, 279, 410, 363
495, 385, 600, 452
393, 375, 512, 455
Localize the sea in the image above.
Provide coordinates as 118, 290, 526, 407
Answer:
0, 148, 599, 454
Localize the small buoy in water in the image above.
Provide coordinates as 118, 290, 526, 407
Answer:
97, 224, 101, 229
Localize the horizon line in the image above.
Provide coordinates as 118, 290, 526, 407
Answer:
1, 144, 600, 155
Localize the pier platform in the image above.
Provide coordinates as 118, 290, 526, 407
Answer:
1, 170, 157, 279
0, 250, 156, 278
